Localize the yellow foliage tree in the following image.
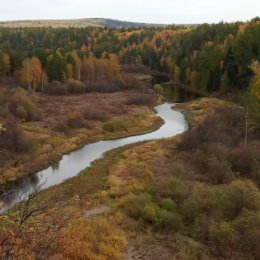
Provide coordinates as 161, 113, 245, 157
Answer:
2, 52, 11, 75
83, 55, 95, 80
249, 60, 260, 102
71, 50, 82, 81
66, 64, 74, 79
31, 56, 42, 91
108, 54, 121, 81
20, 58, 33, 90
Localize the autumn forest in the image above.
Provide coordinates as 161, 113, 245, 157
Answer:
0, 16, 260, 260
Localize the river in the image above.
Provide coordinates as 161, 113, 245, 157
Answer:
0, 103, 187, 213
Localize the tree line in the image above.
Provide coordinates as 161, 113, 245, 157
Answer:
0, 18, 259, 94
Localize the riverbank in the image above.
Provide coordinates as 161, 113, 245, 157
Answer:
0, 103, 185, 212
0, 90, 161, 185
175, 97, 234, 127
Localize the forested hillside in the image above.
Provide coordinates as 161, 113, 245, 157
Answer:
0, 18, 168, 29
0, 18, 259, 93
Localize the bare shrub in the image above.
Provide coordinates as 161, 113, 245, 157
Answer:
85, 80, 120, 93
231, 144, 260, 176
106, 103, 128, 115
65, 112, 90, 129
207, 156, 234, 184
0, 119, 29, 153
82, 106, 110, 121
67, 79, 85, 94
126, 94, 156, 107
45, 81, 68, 95
178, 106, 243, 151
121, 74, 152, 92
1, 87, 38, 121
121, 64, 150, 74
54, 112, 93, 133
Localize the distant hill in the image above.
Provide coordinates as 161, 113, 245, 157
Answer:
0, 18, 169, 29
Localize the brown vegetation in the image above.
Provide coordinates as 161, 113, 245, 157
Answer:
0, 85, 158, 184
1, 97, 259, 260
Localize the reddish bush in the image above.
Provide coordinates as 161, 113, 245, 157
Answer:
178, 106, 243, 151
82, 106, 109, 121
0, 120, 29, 153
231, 144, 260, 176
67, 79, 85, 94
53, 120, 70, 134
54, 113, 93, 134
85, 80, 120, 93
126, 94, 156, 107
121, 64, 150, 74
45, 81, 68, 95
66, 112, 85, 129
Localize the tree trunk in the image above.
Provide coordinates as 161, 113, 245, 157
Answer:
245, 110, 248, 145
78, 69, 81, 81
33, 77, 36, 91
41, 73, 44, 93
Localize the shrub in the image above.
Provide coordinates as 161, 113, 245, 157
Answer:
160, 198, 177, 211
118, 192, 153, 219
85, 80, 120, 93
217, 179, 260, 220
209, 221, 239, 254
207, 156, 234, 184
178, 106, 243, 151
121, 64, 150, 74
15, 104, 28, 120
65, 112, 88, 129
126, 94, 156, 107
181, 185, 217, 224
154, 84, 164, 94
103, 119, 127, 132
45, 81, 67, 95
141, 205, 158, 223
158, 177, 187, 203
20, 98, 37, 120
231, 144, 260, 176
6, 87, 38, 121
59, 217, 127, 260
181, 198, 200, 224
157, 209, 183, 231
171, 162, 187, 177
67, 79, 85, 94
251, 160, 260, 185
27, 139, 40, 154
0, 120, 29, 153
83, 106, 109, 121
175, 235, 209, 260
53, 120, 70, 134
51, 135, 62, 148
232, 210, 260, 258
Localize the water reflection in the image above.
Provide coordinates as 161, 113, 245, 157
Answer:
51, 160, 60, 172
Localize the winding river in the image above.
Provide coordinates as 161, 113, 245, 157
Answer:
0, 103, 187, 213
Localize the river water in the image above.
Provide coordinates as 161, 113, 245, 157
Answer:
0, 103, 187, 213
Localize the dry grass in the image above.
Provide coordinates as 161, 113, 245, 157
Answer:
175, 97, 233, 127
0, 90, 160, 183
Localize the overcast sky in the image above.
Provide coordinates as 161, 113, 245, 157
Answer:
0, 0, 259, 24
